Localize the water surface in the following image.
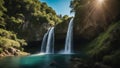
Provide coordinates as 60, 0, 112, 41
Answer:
0, 54, 86, 68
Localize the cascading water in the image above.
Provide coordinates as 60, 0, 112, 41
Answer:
40, 27, 54, 54
64, 18, 73, 54
40, 30, 49, 53
46, 27, 54, 54
41, 18, 73, 54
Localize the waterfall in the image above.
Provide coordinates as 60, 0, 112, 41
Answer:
46, 27, 54, 54
40, 30, 49, 52
40, 27, 54, 54
64, 18, 73, 54
41, 18, 73, 54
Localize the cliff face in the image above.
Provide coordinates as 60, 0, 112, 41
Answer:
55, 19, 69, 40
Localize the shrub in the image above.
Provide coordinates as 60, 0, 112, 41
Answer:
0, 37, 20, 48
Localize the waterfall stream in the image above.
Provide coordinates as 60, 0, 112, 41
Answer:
40, 27, 54, 54
40, 30, 49, 52
41, 18, 73, 54
64, 18, 73, 54
46, 27, 54, 54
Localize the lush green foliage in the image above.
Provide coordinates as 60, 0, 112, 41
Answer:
1, 0, 63, 41
4, 0, 62, 26
0, 29, 27, 51
0, 0, 66, 54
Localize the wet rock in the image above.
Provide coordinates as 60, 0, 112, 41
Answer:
4, 50, 10, 55
8, 47, 16, 55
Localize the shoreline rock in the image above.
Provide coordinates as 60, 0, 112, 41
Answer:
0, 47, 29, 58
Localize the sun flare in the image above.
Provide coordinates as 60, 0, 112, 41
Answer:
96, 0, 105, 7
98, 0, 104, 4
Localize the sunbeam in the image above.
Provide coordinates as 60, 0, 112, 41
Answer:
81, 0, 108, 31
98, 0, 104, 4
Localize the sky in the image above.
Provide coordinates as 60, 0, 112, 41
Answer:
40, 0, 74, 16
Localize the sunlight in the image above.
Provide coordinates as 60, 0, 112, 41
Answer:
95, 0, 105, 8
97, 0, 105, 5
82, 0, 107, 30
98, 0, 104, 3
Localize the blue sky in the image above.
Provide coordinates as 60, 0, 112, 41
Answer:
40, 0, 74, 16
